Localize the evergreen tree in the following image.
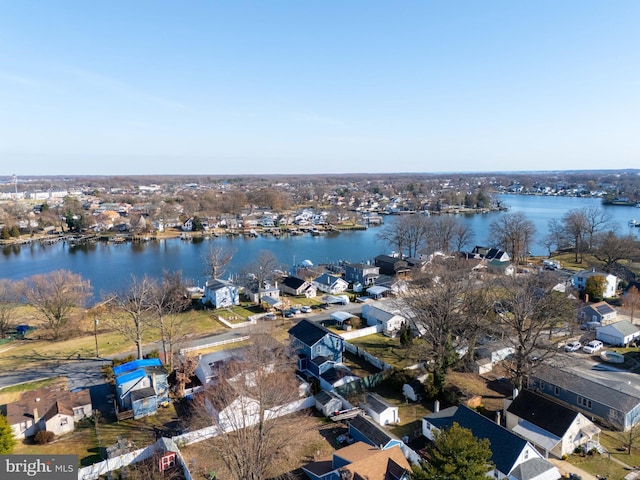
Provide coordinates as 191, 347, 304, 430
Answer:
10, 225, 20, 237
0, 226, 9, 240
411, 422, 493, 480
0, 414, 16, 454
585, 275, 607, 301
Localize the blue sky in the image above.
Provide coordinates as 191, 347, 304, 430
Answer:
1, 1, 638, 176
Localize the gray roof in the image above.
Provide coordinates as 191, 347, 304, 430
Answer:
349, 414, 397, 447
510, 458, 559, 480
532, 364, 640, 414
366, 393, 396, 414
599, 320, 639, 337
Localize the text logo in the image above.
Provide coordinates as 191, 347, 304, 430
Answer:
0, 455, 77, 479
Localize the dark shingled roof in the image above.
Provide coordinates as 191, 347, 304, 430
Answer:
507, 389, 578, 438
130, 387, 157, 401
349, 414, 396, 448
288, 318, 335, 347
281, 276, 307, 290
366, 393, 395, 414
424, 405, 527, 475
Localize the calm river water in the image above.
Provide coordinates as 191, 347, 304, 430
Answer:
1, 194, 638, 300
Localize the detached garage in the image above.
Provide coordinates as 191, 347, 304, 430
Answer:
596, 320, 640, 347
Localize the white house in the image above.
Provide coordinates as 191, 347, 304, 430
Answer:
364, 393, 399, 426
203, 278, 239, 308
312, 273, 349, 294
505, 389, 601, 459
572, 270, 618, 298
423, 405, 560, 480
596, 320, 640, 347
361, 301, 406, 334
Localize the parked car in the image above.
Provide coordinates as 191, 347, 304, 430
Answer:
564, 341, 582, 352
290, 306, 301, 314
264, 313, 277, 320
283, 310, 294, 318
581, 321, 601, 331
301, 306, 312, 313
583, 340, 604, 354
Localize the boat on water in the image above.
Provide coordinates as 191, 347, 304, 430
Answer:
600, 350, 625, 364
630, 219, 637, 227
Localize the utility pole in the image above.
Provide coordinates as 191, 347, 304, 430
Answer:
94, 318, 99, 357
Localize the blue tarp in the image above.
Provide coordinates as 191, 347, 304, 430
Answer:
113, 358, 162, 376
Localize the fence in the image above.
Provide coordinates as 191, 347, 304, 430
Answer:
216, 314, 256, 329
339, 325, 380, 340
180, 335, 250, 355
344, 341, 392, 371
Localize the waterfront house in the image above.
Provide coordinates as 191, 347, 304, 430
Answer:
471, 246, 511, 262
527, 363, 640, 431
202, 278, 240, 308
344, 262, 380, 286
374, 255, 411, 277
505, 389, 601, 459
280, 276, 316, 297
114, 358, 169, 420
302, 441, 410, 480
577, 301, 617, 325
312, 273, 349, 294
423, 405, 560, 480
572, 270, 618, 299
7, 385, 92, 440
244, 280, 281, 305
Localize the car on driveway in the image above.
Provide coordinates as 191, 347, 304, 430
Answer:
301, 306, 312, 313
583, 340, 604, 354
564, 341, 582, 352
284, 310, 294, 318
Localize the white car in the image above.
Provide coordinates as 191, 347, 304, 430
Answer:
583, 340, 604, 354
301, 306, 312, 313
564, 341, 582, 352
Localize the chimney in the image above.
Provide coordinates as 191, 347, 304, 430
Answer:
495, 410, 501, 425
585, 293, 589, 303
434, 399, 440, 413
33, 407, 39, 423
513, 388, 519, 399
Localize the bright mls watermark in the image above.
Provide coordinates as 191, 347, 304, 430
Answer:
0, 455, 77, 479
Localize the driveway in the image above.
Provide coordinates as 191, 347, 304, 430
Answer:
548, 459, 598, 480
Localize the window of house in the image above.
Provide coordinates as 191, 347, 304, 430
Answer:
524, 449, 529, 459
577, 395, 592, 409
74, 407, 84, 416
60, 417, 68, 426
554, 386, 560, 396
539, 380, 545, 389
160, 453, 176, 471
19, 421, 27, 431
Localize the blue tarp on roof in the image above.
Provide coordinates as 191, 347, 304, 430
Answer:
115, 369, 146, 386
113, 358, 162, 376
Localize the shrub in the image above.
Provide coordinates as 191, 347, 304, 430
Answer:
34, 431, 55, 444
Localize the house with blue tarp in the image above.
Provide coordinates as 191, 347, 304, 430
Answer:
114, 358, 169, 420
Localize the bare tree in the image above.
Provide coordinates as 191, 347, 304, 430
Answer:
149, 271, 191, 371
591, 231, 639, 274
624, 286, 640, 323
110, 275, 155, 359
492, 273, 576, 390
489, 212, 536, 264
189, 331, 313, 480
562, 209, 589, 263
0, 280, 21, 338
400, 258, 473, 395
427, 216, 457, 254
22, 270, 91, 339
583, 206, 610, 250
203, 245, 235, 279
451, 220, 475, 253
543, 218, 568, 255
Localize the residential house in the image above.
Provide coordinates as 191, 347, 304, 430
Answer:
505, 389, 601, 459
114, 358, 169, 420
596, 320, 640, 347
361, 301, 406, 335
527, 364, 640, 431
245, 281, 281, 306
374, 255, 411, 277
577, 301, 617, 325
6, 386, 92, 440
471, 246, 511, 262
348, 414, 404, 451
344, 262, 380, 287
280, 276, 317, 298
487, 259, 516, 276
572, 270, 618, 298
181, 217, 194, 231
195, 347, 246, 386
288, 319, 354, 389
302, 441, 410, 480
202, 278, 239, 308
364, 393, 399, 426
312, 273, 349, 295
423, 405, 560, 480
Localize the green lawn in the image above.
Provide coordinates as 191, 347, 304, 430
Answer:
349, 334, 423, 369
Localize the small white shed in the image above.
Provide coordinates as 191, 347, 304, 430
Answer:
596, 320, 640, 347
363, 392, 399, 426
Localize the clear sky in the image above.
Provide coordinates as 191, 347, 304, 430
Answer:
1, 1, 639, 176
